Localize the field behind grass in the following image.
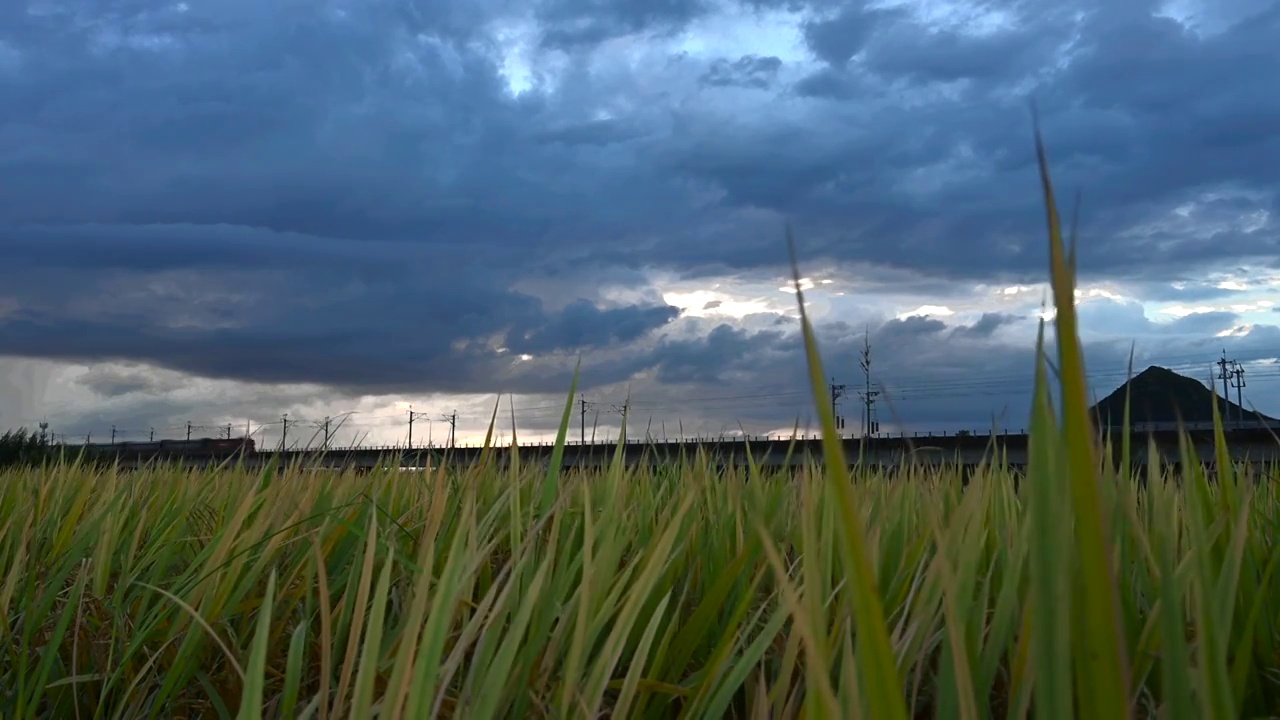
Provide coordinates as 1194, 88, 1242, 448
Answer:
4, 435, 1280, 719
5, 127, 1280, 720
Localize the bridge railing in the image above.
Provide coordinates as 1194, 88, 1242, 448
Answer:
263, 424, 1275, 454
69, 421, 1278, 457
267, 433, 1022, 453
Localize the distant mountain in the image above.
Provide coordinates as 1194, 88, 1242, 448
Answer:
1089, 365, 1278, 428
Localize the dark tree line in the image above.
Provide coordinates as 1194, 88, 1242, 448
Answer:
0, 427, 55, 469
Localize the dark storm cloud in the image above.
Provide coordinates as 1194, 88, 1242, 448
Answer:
700, 55, 782, 89
652, 324, 789, 384
534, 118, 648, 146
1126, 279, 1251, 304
505, 299, 680, 354
0, 223, 678, 394
0, 305, 671, 396
711, 0, 1280, 282
862, 21, 1058, 86
0, 0, 698, 394
536, 0, 711, 48
1075, 299, 1247, 339
555, 312, 1280, 437
78, 365, 176, 398
1164, 311, 1242, 336
792, 66, 863, 99
1, 0, 1279, 415
801, 3, 904, 66
953, 312, 1019, 339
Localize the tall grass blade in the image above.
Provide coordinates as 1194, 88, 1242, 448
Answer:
786, 225, 907, 720
1032, 113, 1130, 719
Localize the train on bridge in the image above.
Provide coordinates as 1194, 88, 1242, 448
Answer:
78, 436, 257, 460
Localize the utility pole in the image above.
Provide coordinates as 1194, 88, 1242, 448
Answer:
611, 400, 630, 442
280, 413, 289, 451
579, 394, 594, 444
186, 421, 193, 441
149, 427, 155, 442
38, 421, 48, 444
1230, 361, 1247, 428
224, 424, 233, 440
1217, 349, 1235, 428
830, 379, 847, 435
111, 424, 117, 445
440, 411, 457, 449
858, 333, 880, 439
408, 407, 431, 449
314, 417, 332, 449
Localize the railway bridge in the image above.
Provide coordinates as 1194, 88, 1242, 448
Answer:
67, 426, 1280, 473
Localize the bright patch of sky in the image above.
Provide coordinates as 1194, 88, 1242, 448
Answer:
489, 0, 815, 99
488, 15, 560, 97
672, 1, 812, 65
662, 288, 776, 318
651, 269, 839, 318
1156, 0, 1274, 36
777, 278, 817, 294
1217, 324, 1254, 338
1149, 265, 1280, 325
897, 304, 956, 319
998, 284, 1036, 296
1078, 287, 1126, 302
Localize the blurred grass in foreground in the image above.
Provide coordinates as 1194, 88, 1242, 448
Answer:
4, 127, 1280, 720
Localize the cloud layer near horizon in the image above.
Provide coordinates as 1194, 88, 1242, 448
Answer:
2, 0, 1279, 442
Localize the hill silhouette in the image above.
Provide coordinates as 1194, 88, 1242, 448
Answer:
1089, 365, 1277, 428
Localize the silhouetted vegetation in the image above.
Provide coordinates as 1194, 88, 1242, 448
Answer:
0, 427, 54, 469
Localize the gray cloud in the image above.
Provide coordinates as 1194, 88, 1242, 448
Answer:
652, 324, 789, 385
801, 4, 905, 67
78, 365, 180, 398
505, 299, 680, 354
1, 0, 1279, 434
537, 0, 712, 48
700, 54, 783, 89
953, 312, 1020, 339
1163, 311, 1242, 336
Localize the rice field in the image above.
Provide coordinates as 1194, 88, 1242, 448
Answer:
4, 127, 1280, 720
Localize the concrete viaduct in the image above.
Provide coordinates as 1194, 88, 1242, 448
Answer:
74, 426, 1280, 473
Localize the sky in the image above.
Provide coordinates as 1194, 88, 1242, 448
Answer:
1, 0, 1279, 449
